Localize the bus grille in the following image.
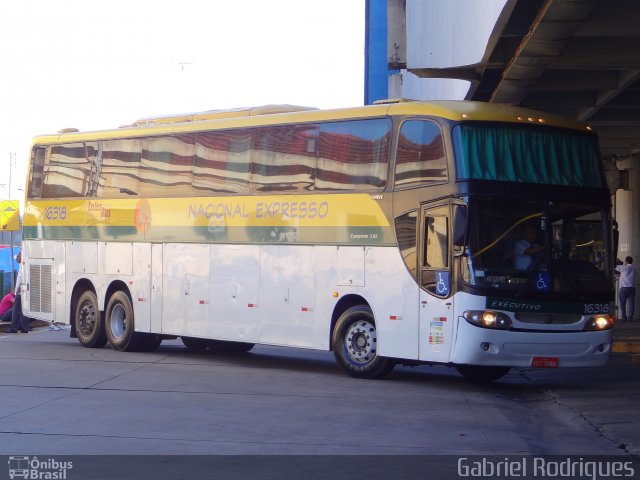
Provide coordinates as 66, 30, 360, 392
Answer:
514, 312, 581, 324
29, 264, 53, 314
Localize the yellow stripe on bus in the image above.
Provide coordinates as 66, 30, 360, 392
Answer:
24, 194, 390, 230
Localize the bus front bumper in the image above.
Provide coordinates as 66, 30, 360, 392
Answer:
450, 319, 613, 368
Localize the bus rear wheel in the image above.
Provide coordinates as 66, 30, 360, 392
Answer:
74, 290, 107, 348
455, 365, 511, 383
105, 291, 144, 352
332, 305, 395, 379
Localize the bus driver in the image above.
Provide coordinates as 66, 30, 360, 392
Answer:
513, 224, 544, 270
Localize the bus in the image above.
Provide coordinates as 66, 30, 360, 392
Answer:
22, 100, 615, 381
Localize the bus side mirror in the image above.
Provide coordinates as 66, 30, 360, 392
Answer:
453, 205, 467, 247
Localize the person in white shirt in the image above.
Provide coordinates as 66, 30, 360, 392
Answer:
616, 256, 635, 322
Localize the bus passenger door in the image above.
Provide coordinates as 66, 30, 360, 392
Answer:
418, 203, 454, 363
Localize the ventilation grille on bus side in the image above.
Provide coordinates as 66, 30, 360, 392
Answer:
29, 264, 53, 314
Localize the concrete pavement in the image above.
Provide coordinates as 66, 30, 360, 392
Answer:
0, 319, 50, 333
0, 326, 638, 458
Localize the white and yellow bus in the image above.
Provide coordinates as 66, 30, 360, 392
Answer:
22, 100, 615, 381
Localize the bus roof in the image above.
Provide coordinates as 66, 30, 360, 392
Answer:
32, 100, 591, 145
130, 104, 320, 126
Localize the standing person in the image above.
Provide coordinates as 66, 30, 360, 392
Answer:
616, 256, 635, 322
9, 252, 30, 333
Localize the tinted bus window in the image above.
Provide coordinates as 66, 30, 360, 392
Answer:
42, 143, 92, 198
251, 125, 316, 192
194, 130, 251, 193
28, 147, 46, 198
96, 140, 141, 197
315, 119, 391, 190
395, 120, 446, 189
395, 210, 418, 280
140, 135, 194, 196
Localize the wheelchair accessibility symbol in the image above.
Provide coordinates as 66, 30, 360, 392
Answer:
535, 272, 550, 292
435, 271, 450, 296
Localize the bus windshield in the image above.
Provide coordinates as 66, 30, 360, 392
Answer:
452, 123, 603, 188
463, 197, 612, 296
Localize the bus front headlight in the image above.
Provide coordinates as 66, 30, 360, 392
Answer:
463, 310, 512, 330
584, 315, 614, 331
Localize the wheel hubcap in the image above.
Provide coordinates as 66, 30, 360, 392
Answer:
110, 304, 127, 339
79, 302, 96, 335
345, 320, 377, 364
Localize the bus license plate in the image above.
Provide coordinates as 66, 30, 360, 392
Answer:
531, 357, 558, 368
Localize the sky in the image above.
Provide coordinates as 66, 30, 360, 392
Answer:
0, 0, 365, 200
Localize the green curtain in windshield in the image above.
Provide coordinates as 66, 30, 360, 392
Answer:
452, 124, 603, 188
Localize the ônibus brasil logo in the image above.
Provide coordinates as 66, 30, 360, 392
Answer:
8, 456, 73, 479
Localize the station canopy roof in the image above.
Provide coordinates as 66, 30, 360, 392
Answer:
412, 0, 640, 160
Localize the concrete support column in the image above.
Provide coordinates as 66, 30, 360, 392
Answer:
614, 157, 639, 321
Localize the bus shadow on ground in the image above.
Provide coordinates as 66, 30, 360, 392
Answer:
146, 342, 637, 392
161, 342, 473, 386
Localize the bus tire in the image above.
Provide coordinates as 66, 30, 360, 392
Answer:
74, 290, 107, 348
105, 291, 144, 352
332, 305, 395, 379
181, 336, 208, 351
207, 340, 255, 354
455, 365, 510, 383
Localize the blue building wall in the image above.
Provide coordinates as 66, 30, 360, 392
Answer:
364, 0, 389, 105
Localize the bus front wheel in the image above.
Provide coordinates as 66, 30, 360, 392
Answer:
455, 365, 510, 383
74, 290, 107, 348
105, 291, 144, 352
332, 305, 395, 379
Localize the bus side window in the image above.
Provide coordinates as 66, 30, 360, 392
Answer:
421, 209, 449, 295
424, 216, 448, 269
395, 210, 418, 280
251, 125, 316, 192
140, 136, 191, 197
93, 140, 141, 198
42, 143, 92, 198
194, 130, 251, 193
315, 118, 391, 191
395, 120, 447, 189
29, 147, 46, 198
